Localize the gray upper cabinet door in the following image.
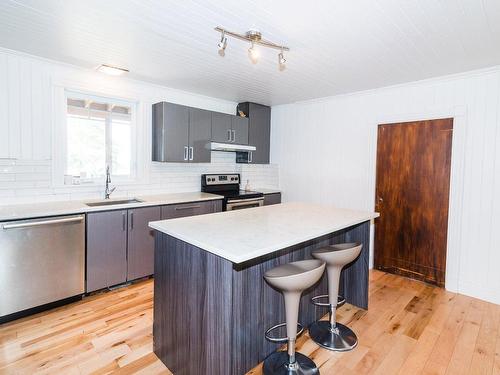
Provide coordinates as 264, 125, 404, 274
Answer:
161, 200, 221, 220
211, 112, 232, 143
152, 102, 189, 162
238, 102, 271, 164
86, 210, 128, 292
189, 108, 212, 163
231, 116, 249, 145
127, 206, 161, 281
249, 103, 271, 164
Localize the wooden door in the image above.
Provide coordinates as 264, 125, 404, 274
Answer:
127, 206, 161, 281
374, 118, 453, 286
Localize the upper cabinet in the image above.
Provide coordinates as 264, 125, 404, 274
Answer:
231, 116, 249, 145
152, 101, 269, 164
237, 102, 271, 164
211, 112, 249, 145
152, 102, 189, 162
211, 112, 232, 143
152, 102, 211, 163
188, 108, 212, 163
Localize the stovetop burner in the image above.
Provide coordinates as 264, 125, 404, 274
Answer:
217, 189, 264, 200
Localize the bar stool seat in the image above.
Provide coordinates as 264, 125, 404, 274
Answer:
263, 259, 325, 375
309, 243, 362, 351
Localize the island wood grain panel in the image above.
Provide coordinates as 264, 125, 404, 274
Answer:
1, 271, 499, 374
153, 221, 370, 375
375, 118, 453, 286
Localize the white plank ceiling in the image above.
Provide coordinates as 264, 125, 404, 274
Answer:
1, 0, 500, 105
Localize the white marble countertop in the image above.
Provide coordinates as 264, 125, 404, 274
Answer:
149, 202, 379, 264
0, 192, 223, 222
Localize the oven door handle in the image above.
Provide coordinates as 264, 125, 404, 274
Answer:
227, 197, 264, 206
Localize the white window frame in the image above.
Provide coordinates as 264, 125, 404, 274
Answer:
53, 88, 139, 186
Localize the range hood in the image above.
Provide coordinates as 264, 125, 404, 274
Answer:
210, 142, 256, 152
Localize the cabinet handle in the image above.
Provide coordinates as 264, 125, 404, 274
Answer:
183, 146, 188, 161
232, 130, 236, 142
175, 205, 201, 210
189, 147, 194, 161
2, 215, 84, 230
249, 151, 253, 163
122, 212, 126, 231
227, 129, 231, 142
130, 212, 134, 230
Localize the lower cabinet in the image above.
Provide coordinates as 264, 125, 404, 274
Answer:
161, 200, 222, 219
127, 206, 161, 281
86, 210, 128, 293
86, 200, 222, 292
264, 193, 281, 206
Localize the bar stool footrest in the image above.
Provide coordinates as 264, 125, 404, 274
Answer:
311, 294, 346, 308
265, 322, 304, 343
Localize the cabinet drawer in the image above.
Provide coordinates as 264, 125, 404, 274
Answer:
264, 193, 281, 206
161, 200, 222, 219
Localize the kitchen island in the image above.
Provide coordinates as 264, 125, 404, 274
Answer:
149, 202, 378, 375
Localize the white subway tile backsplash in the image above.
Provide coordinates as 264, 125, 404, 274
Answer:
0, 154, 279, 205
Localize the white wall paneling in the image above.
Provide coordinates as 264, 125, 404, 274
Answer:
271, 67, 500, 304
0, 48, 279, 204
2, 1, 500, 104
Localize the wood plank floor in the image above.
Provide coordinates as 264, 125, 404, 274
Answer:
1, 270, 499, 374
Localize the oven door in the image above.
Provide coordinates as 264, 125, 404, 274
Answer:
226, 197, 264, 211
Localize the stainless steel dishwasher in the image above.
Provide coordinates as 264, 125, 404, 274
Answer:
0, 214, 85, 321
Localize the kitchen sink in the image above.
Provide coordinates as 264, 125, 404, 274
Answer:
85, 198, 143, 207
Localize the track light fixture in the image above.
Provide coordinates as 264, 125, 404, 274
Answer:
215, 26, 289, 70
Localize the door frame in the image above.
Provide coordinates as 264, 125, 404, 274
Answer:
370, 105, 467, 293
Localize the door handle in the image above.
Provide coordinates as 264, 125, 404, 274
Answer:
189, 147, 194, 161
183, 146, 188, 161
122, 212, 126, 231
2, 216, 84, 230
130, 212, 134, 230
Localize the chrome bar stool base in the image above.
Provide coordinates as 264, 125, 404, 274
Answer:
263, 351, 320, 375
308, 320, 358, 352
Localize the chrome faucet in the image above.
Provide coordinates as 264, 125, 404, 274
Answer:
104, 166, 116, 199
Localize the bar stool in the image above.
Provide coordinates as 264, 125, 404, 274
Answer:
263, 259, 325, 375
309, 243, 363, 351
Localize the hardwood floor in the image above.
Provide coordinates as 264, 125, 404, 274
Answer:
1, 270, 499, 374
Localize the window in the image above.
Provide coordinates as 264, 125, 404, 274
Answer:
65, 93, 134, 180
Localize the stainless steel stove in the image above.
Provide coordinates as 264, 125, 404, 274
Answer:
201, 174, 264, 211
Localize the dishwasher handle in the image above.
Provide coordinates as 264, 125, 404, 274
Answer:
2, 215, 85, 230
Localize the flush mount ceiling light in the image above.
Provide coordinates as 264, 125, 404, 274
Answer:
215, 26, 289, 70
96, 64, 129, 76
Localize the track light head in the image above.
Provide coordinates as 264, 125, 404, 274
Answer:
278, 51, 286, 71
248, 42, 259, 64
217, 32, 227, 57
